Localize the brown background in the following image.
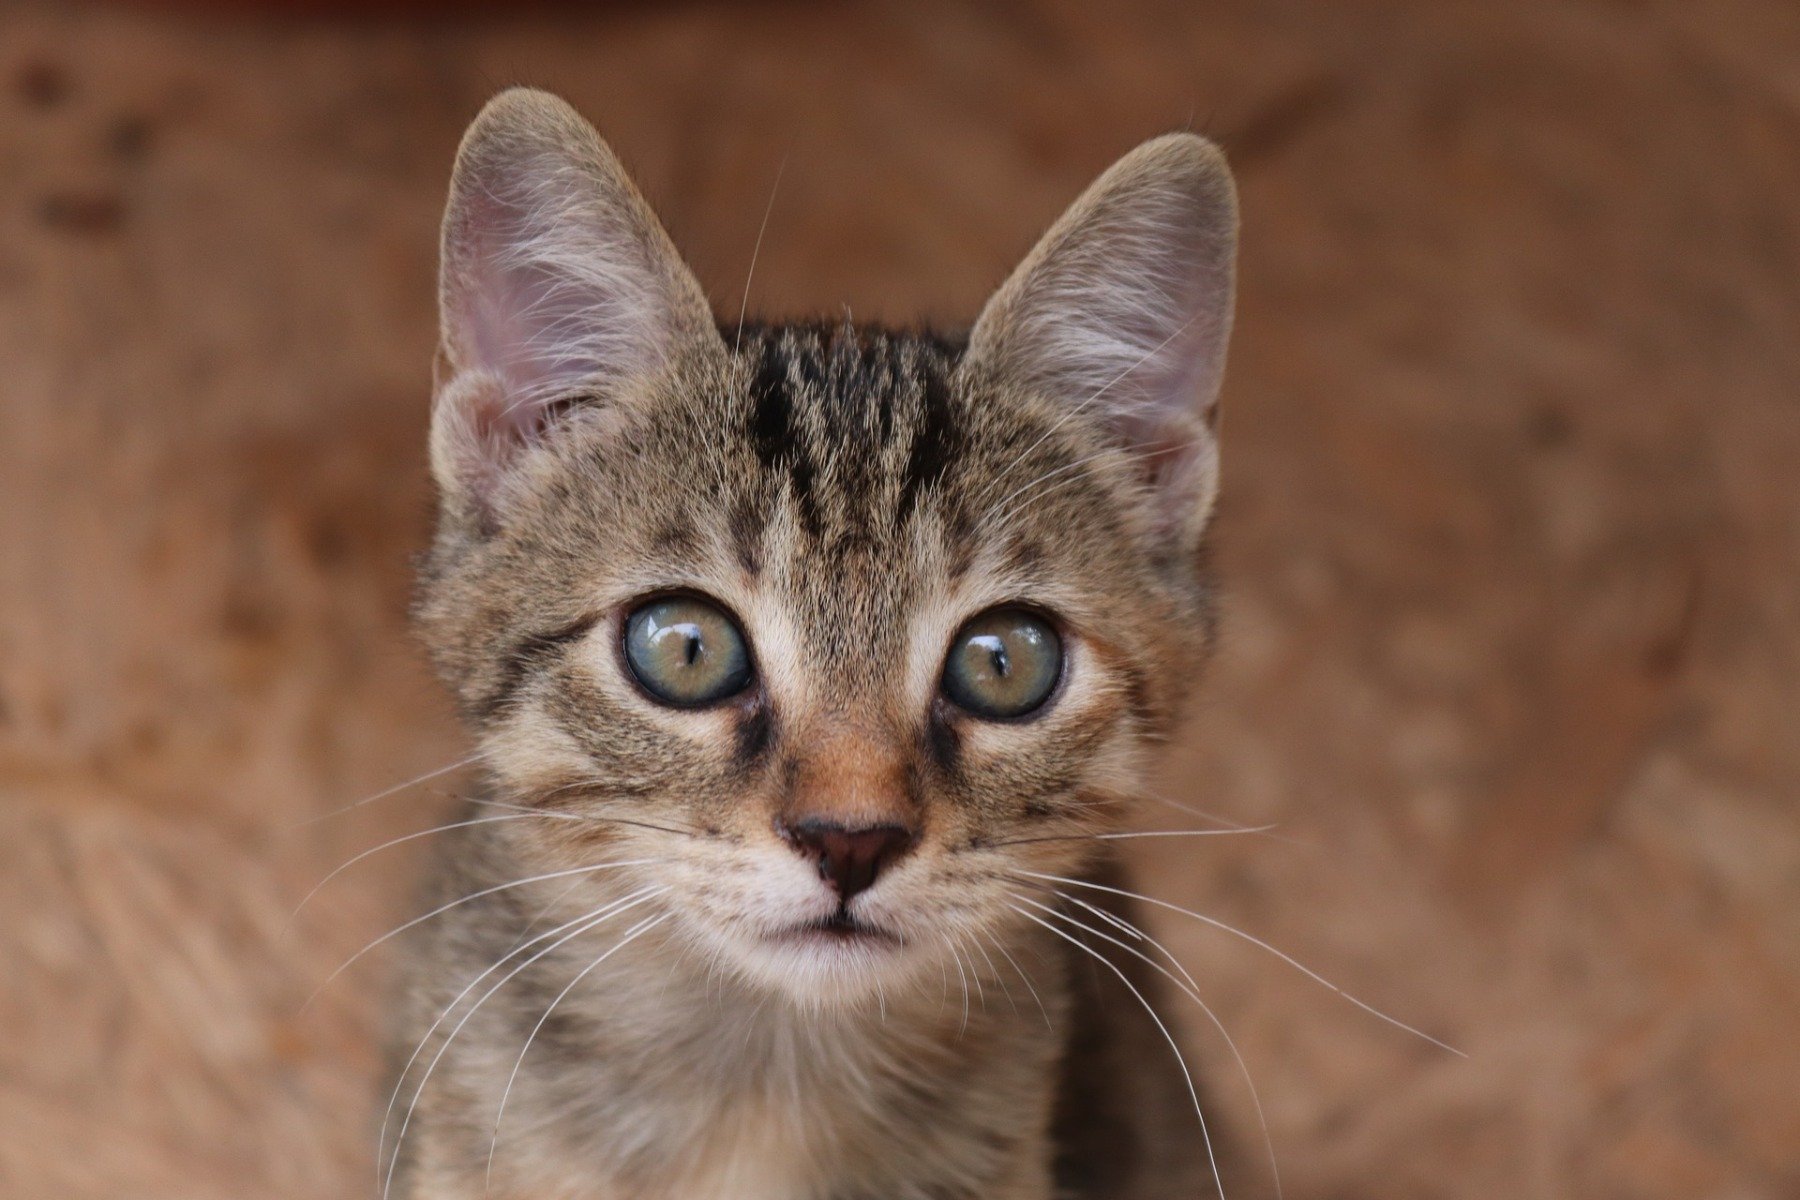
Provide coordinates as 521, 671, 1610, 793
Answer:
2, 2, 1796, 1197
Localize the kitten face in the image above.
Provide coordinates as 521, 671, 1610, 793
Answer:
417, 90, 1236, 1007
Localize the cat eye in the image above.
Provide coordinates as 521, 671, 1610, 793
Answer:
941, 608, 1063, 720
622, 595, 754, 707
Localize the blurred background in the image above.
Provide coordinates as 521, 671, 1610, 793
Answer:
2, 1, 1796, 1197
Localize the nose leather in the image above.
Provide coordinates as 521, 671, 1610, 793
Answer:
780, 819, 916, 902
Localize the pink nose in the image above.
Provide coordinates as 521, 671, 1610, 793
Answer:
778, 819, 916, 902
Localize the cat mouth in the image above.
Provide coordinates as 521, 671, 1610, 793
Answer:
777, 910, 904, 948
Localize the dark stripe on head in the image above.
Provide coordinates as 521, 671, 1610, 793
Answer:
728, 502, 764, 575
1003, 535, 1043, 576
747, 333, 822, 537
896, 365, 959, 525
945, 506, 978, 581
652, 518, 698, 558
748, 334, 795, 469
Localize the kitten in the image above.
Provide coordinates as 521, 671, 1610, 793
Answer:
391, 88, 1239, 1200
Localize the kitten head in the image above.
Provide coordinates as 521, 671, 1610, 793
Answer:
417, 89, 1237, 1006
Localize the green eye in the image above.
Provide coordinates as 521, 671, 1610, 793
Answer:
941, 609, 1063, 720
623, 596, 754, 707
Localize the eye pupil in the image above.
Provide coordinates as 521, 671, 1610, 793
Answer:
942, 610, 1061, 720
624, 597, 754, 707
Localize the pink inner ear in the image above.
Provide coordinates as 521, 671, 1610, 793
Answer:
431, 91, 729, 516
448, 178, 547, 392
1110, 404, 1214, 529
465, 381, 586, 451
440, 140, 680, 459
463, 250, 592, 428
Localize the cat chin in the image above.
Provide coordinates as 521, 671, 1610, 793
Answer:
692, 920, 930, 1009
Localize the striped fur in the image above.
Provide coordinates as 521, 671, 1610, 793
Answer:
397, 89, 1237, 1200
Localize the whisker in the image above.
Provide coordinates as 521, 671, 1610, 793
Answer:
481, 787, 704, 841
1091, 827, 1279, 842
485, 911, 671, 1189
375, 887, 663, 1189
941, 934, 972, 1036
1012, 870, 1465, 1057
292, 814, 540, 918
983, 825, 1275, 850
1009, 902, 1227, 1200
980, 446, 1111, 531
301, 858, 663, 1011
504, 876, 591, 955
988, 925, 1054, 1032
286, 753, 484, 831
1060, 889, 1152, 947
962, 938, 988, 1015
969, 932, 1018, 1019
734, 156, 788, 354
936, 946, 952, 1013
1018, 892, 1281, 1200
417, 787, 705, 845
384, 890, 666, 1199
1142, 793, 1250, 828
1140, 794, 1308, 848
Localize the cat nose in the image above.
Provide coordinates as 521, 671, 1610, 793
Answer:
778, 818, 916, 902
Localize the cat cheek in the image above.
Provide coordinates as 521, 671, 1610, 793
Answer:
478, 705, 600, 795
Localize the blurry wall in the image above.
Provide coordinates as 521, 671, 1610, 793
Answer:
1, 2, 1796, 1197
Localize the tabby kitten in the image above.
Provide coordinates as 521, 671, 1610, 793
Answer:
392, 88, 1239, 1200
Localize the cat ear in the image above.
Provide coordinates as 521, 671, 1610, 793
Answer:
432, 88, 720, 512
967, 133, 1238, 546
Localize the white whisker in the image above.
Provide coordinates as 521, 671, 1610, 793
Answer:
1087, 827, 1278, 842
734, 156, 788, 354
941, 933, 972, 1036
1012, 869, 1465, 1057
970, 931, 1019, 1019
376, 887, 664, 1190
1140, 794, 1314, 849
485, 911, 670, 1189
302, 858, 663, 1011
1018, 892, 1281, 1200
962, 938, 988, 1015
287, 753, 484, 830
985, 825, 1275, 850
989, 925, 1054, 1031
472, 789, 703, 841
292, 814, 540, 919
1009, 902, 1226, 1200
504, 876, 591, 954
